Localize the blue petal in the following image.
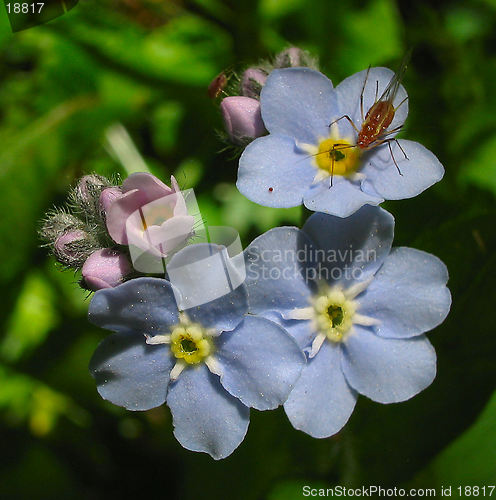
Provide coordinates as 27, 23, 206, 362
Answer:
244, 227, 315, 314
362, 140, 444, 199
284, 341, 357, 438
167, 243, 248, 331
359, 247, 451, 339
260, 68, 337, 144
88, 278, 179, 335
303, 178, 383, 217
302, 205, 394, 282
167, 243, 246, 312
335, 67, 408, 136
184, 284, 247, 333
259, 310, 316, 350
237, 134, 316, 208
89, 332, 173, 411
341, 327, 436, 403
215, 316, 306, 410
166, 364, 250, 460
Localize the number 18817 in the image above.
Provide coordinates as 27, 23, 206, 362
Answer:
6, 3, 45, 14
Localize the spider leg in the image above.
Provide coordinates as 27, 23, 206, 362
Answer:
365, 138, 405, 176
330, 147, 335, 187
360, 66, 371, 121
394, 138, 409, 160
393, 95, 409, 112
328, 115, 360, 134
388, 140, 403, 176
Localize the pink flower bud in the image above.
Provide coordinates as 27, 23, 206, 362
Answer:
54, 230, 92, 266
76, 174, 110, 203
39, 212, 81, 243
99, 187, 123, 214
221, 96, 266, 144
241, 68, 268, 99
82, 249, 132, 291
274, 47, 317, 69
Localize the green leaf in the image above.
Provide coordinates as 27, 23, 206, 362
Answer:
0, 271, 58, 362
414, 390, 496, 485
0, 364, 87, 436
0, 95, 96, 284
445, 7, 490, 41
173, 158, 204, 188
56, 5, 231, 86
260, 0, 305, 19
334, 0, 403, 75
458, 135, 496, 196
143, 16, 231, 84
152, 101, 185, 155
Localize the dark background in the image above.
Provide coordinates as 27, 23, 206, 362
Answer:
0, 0, 495, 498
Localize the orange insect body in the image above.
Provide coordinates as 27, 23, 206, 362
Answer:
323, 52, 411, 180
357, 100, 395, 148
356, 51, 410, 150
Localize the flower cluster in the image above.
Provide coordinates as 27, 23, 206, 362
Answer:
88, 251, 305, 459
42, 46, 451, 460
215, 47, 318, 145
244, 206, 450, 437
40, 172, 192, 290
236, 66, 444, 217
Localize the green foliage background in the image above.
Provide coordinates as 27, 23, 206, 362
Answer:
0, 0, 495, 498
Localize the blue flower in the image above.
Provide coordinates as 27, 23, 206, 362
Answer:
237, 67, 445, 217
88, 247, 305, 459
243, 206, 451, 437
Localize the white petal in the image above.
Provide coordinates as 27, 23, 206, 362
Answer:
353, 314, 381, 326
295, 140, 318, 155
205, 356, 223, 377
145, 334, 171, 345
170, 361, 186, 381
344, 276, 374, 299
284, 307, 314, 321
309, 333, 326, 358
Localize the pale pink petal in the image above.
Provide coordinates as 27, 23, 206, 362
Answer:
122, 172, 173, 201
106, 189, 148, 244
146, 215, 195, 256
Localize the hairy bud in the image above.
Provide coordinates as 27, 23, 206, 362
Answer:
39, 211, 83, 243
241, 68, 268, 99
274, 47, 318, 70
53, 229, 98, 267
76, 175, 111, 204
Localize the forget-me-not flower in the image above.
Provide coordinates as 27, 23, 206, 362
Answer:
243, 206, 451, 437
237, 67, 444, 217
88, 247, 305, 459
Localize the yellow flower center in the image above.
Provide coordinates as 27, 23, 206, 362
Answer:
314, 138, 361, 177
170, 324, 213, 364
312, 287, 357, 342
